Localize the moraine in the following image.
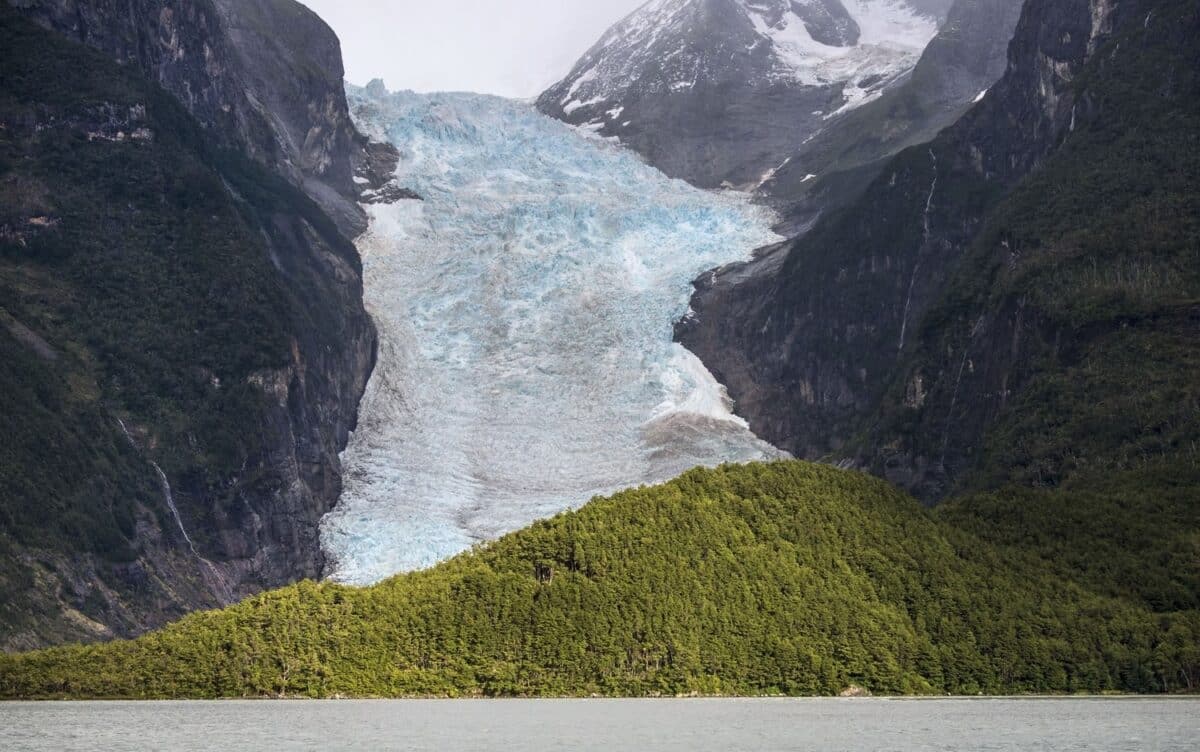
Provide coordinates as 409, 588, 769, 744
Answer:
320, 87, 784, 585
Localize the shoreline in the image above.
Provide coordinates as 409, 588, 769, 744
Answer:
4, 694, 1198, 703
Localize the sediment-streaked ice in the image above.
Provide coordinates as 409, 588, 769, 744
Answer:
320, 90, 785, 585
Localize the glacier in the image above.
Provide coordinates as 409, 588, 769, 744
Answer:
320, 89, 785, 585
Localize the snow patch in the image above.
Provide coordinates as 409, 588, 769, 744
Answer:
742, 0, 938, 106
563, 95, 605, 115
547, 0, 939, 123
563, 66, 598, 103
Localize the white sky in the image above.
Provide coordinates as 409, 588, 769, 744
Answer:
299, 0, 646, 98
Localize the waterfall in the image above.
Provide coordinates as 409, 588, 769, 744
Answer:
114, 418, 234, 603
939, 317, 986, 469
149, 462, 198, 556
898, 149, 939, 353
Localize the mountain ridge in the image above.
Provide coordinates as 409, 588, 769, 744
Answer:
537, 0, 953, 189
7, 0, 392, 236
0, 0, 1196, 697
761, 0, 1024, 233
677, 0, 1199, 498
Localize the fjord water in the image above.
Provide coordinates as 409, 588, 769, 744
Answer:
3, 699, 1197, 751
320, 90, 784, 584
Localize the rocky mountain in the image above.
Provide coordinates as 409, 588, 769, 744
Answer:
538, 0, 955, 189
678, 0, 1200, 502
0, 2, 380, 649
761, 0, 1025, 233
7, 0, 386, 236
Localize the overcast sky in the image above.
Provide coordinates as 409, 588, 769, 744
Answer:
300, 0, 645, 98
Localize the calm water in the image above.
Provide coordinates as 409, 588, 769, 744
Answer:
1, 698, 1196, 751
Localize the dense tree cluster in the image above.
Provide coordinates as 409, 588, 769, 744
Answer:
2, 462, 1195, 699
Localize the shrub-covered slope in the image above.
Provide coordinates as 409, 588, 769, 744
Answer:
2, 462, 1195, 699
938, 462, 1200, 614
670, 0, 1200, 699
0, 6, 374, 649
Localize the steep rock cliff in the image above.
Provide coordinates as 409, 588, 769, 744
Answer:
538, 0, 953, 189
0, 3, 376, 648
679, 0, 1200, 499
8, 0, 372, 235
761, 0, 1025, 234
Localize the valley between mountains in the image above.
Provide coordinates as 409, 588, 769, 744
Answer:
0, 0, 1197, 698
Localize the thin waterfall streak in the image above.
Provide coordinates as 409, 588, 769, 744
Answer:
115, 418, 234, 603
898, 262, 921, 353
940, 317, 985, 468
899, 149, 939, 353
151, 463, 199, 556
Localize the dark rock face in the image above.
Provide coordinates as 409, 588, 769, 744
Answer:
0, 2, 378, 647
185, 175, 376, 605
7, 0, 252, 141
209, 0, 366, 234
9, 0, 369, 235
778, 0, 860, 47
762, 0, 1025, 234
537, 0, 952, 190
679, 0, 1188, 500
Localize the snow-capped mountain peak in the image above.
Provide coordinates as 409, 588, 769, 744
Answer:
748, 0, 940, 113
537, 0, 950, 188
547, 0, 941, 117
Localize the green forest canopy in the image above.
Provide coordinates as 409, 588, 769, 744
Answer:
2, 461, 1196, 699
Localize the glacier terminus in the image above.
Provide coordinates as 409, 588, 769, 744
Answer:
320, 88, 785, 585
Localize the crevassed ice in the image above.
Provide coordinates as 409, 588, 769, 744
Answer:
320, 90, 785, 585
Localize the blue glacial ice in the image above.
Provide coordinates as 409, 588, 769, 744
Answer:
320, 90, 786, 585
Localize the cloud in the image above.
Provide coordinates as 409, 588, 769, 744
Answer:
299, 0, 645, 98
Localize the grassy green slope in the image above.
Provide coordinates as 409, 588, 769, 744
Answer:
1, 462, 1195, 699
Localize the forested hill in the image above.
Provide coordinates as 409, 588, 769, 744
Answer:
2, 462, 1196, 699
